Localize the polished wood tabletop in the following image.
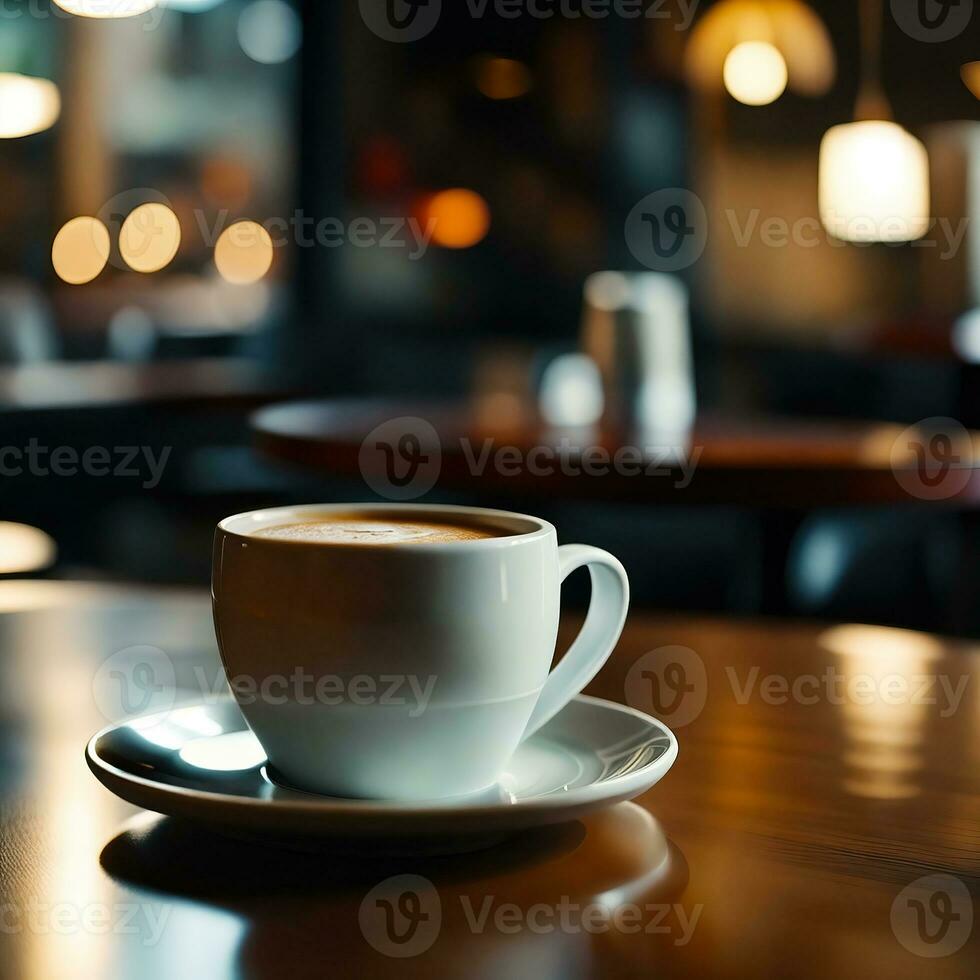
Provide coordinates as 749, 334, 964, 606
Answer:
0, 358, 288, 414
0, 580, 976, 979
252, 399, 980, 506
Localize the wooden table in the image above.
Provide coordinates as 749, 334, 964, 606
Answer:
252, 399, 980, 507
0, 358, 288, 415
0, 581, 976, 978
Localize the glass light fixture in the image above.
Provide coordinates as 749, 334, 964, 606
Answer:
0, 73, 61, 139
52, 0, 157, 16
819, 121, 929, 242
686, 0, 835, 104
818, 0, 930, 244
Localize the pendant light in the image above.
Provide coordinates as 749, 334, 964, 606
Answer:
52, 1, 157, 17
686, 0, 836, 106
818, 0, 929, 243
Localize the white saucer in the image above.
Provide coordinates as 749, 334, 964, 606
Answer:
86, 695, 677, 848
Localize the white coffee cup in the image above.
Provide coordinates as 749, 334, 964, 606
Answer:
212, 503, 629, 801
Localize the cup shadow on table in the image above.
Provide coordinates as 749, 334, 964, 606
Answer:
101, 804, 689, 980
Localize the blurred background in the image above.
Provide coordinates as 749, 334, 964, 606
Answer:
2, 0, 980, 632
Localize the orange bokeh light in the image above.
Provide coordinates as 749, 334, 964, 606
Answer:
214, 221, 274, 284
424, 189, 491, 249
474, 56, 532, 100
51, 216, 110, 285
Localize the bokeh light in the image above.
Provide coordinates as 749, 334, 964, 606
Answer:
425, 189, 491, 249
474, 57, 533, 100
723, 41, 788, 106
584, 271, 632, 312
237, 0, 302, 64
53, 0, 157, 16
120, 203, 182, 274
159, 0, 225, 10
685, 0, 834, 98
962, 62, 980, 100
819, 120, 930, 243
52, 217, 111, 285
0, 523, 57, 575
539, 354, 604, 428
0, 74, 61, 139
214, 221, 274, 284
108, 307, 157, 361
953, 309, 980, 363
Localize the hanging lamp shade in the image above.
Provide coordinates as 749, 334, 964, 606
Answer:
52, 0, 157, 17
819, 120, 930, 243
686, 0, 835, 101
817, 0, 930, 244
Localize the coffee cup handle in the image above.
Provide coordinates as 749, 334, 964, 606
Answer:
521, 544, 630, 740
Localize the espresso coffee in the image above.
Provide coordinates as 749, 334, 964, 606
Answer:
254, 516, 507, 546
215, 503, 629, 799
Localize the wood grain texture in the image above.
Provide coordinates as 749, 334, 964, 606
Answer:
0, 582, 976, 979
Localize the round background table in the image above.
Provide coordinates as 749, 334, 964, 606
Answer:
251, 399, 980, 508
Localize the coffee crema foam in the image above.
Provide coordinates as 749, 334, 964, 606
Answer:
253, 519, 505, 545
